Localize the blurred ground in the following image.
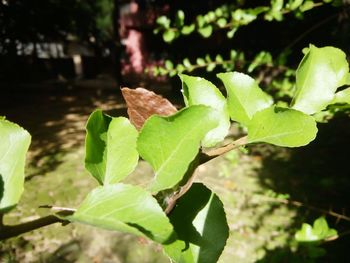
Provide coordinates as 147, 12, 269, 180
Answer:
1, 82, 350, 262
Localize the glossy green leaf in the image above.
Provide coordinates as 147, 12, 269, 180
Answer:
217, 72, 273, 126
331, 87, 350, 104
180, 74, 230, 147
295, 217, 337, 242
0, 119, 31, 212
137, 106, 219, 193
247, 106, 318, 147
292, 45, 349, 114
164, 183, 229, 263
85, 110, 139, 185
69, 184, 174, 244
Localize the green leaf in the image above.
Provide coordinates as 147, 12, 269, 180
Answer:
176, 10, 185, 27
230, 50, 238, 60
288, 0, 304, 10
292, 45, 349, 114
69, 184, 174, 244
85, 110, 139, 185
300, 1, 315, 11
288, 0, 303, 10
331, 87, 350, 104
165, 60, 174, 70
295, 217, 337, 242
226, 28, 238, 38
163, 183, 229, 263
137, 106, 219, 193
205, 54, 212, 62
197, 15, 205, 28
176, 64, 186, 73
217, 72, 273, 125
248, 51, 272, 73
181, 24, 195, 35
163, 30, 176, 43
196, 58, 206, 66
217, 18, 227, 28
156, 16, 171, 28
198, 25, 213, 38
247, 106, 318, 147
215, 54, 223, 63
183, 58, 192, 68
0, 119, 31, 212
206, 63, 216, 72
180, 74, 230, 147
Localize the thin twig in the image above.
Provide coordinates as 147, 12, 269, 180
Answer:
255, 194, 350, 222
284, 13, 338, 52
200, 136, 248, 164
0, 211, 73, 241
165, 136, 249, 214
39, 205, 77, 212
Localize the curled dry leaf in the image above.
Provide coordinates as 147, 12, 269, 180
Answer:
121, 87, 178, 130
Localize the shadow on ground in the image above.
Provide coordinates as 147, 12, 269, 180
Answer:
252, 112, 350, 262
1, 84, 128, 180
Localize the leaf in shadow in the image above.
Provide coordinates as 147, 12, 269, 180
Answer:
164, 183, 229, 263
121, 87, 177, 130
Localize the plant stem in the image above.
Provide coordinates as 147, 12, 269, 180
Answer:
0, 211, 72, 241
200, 136, 248, 164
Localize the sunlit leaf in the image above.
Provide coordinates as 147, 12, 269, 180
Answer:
247, 106, 318, 147
69, 184, 174, 244
206, 63, 216, 72
217, 72, 273, 125
180, 74, 230, 147
137, 106, 219, 193
217, 18, 227, 28
181, 24, 195, 35
0, 119, 31, 212
164, 183, 229, 263
196, 58, 206, 66
300, 1, 315, 11
183, 58, 192, 68
165, 60, 174, 70
198, 25, 213, 38
292, 45, 349, 114
295, 217, 337, 242
163, 30, 176, 43
85, 110, 139, 185
331, 87, 350, 104
156, 16, 170, 28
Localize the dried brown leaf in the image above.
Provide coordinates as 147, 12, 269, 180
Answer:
121, 87, 177, 130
